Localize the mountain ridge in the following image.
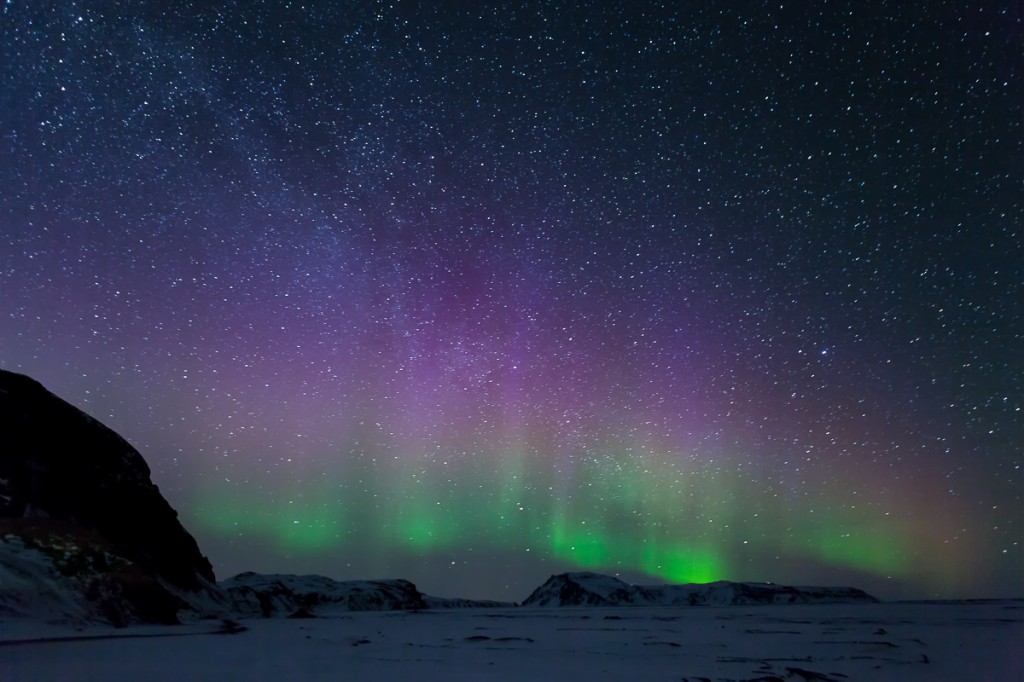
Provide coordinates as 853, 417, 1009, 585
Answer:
0, 370, 881, 626
220, 571, 514, 616
522, 571, 879, 607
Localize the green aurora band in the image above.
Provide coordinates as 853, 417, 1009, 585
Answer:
191, 439, 920, 589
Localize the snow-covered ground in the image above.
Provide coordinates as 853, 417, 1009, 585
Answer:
2, 601, 1020, 681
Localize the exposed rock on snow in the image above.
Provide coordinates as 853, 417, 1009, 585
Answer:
0, 531, 96, 623
522, 572, 879, 607
0, 370, 225, 625
0, 520, 200, 626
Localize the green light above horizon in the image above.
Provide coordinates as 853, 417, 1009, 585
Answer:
190, 439, 917, 589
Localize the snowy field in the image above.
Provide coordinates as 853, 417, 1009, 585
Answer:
2, 601, 1020, 681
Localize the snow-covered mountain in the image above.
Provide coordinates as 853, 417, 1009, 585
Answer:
521, 571, 638, 607
222, 572, 426, 616
221, 572, 513, 616
522, 572, 879, 607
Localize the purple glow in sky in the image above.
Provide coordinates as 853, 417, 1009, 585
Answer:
1, 1, 1020, 600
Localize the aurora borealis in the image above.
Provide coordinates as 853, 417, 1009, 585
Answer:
1, 2, 1020, 600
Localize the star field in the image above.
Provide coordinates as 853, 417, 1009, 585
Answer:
1, 1, 1020, 600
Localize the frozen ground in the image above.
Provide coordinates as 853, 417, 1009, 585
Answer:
2, 601, 1020, 681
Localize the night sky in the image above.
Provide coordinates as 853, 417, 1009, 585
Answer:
1, 1, 1020, 601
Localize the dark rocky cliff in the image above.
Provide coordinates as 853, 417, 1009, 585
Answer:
0, 370, 221, 624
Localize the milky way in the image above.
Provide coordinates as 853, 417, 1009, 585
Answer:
1, 2, 1020, 600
